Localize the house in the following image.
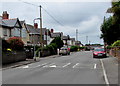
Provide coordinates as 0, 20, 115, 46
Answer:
62, 35, 70, 46
50, 29, 63, 44
75, 41, 82, 46
69, 38, 75, 46
25, 23, 50, 46
25, 24, 40, 46
36, 27, 48, 46
20, 20, 29, 46
0, 11, 22, 40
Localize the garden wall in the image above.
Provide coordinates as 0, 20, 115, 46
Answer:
109, 49, 120, 60
2, 51, 26, 64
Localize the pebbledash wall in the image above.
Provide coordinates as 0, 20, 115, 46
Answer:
109, 49, 120, 60
2, 51, 26, 64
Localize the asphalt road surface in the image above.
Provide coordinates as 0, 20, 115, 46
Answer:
2, 51, 118, 84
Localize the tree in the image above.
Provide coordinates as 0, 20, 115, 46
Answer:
101, 16, 114, 45
101, 1, 120, 45
50, 37, 64, 49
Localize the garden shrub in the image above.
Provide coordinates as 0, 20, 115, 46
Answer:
112, 40, 120, 47
7, 37, 24, 51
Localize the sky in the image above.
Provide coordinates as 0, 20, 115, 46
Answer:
0, 0, 112, 44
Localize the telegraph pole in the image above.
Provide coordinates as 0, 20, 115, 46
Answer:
76, 29, 78, 41
40, 5, 43, 48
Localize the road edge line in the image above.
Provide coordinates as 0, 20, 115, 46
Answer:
100, 59, 110, 85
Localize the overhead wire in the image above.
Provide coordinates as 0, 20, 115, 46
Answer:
18, 0, 64, 27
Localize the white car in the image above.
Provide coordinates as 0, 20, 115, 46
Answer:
59, 47, 70, 55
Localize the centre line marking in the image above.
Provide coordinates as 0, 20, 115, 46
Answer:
94, 64, 97, 69
73, 63, 79, 68
63, 63, 71, 68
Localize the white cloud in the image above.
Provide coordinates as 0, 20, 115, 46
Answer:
0, 0, 112, 2
78, 16, 101, 33
1, 2, 111, 44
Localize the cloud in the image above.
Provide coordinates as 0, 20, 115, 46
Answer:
1, 2, 111, 44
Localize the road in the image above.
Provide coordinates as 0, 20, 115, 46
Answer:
2, 51, 118, 85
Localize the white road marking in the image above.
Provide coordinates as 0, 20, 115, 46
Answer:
73, 63, 79, 68
94, 64, 97, 69
100, 59, 110, 85
42, 63, 55, 68
19, 65, 29, 69
49, 65, 57, 68
62, 63, 71, 68
36, 63, 48, 68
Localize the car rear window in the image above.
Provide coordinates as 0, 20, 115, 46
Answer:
94, 48, 104, 51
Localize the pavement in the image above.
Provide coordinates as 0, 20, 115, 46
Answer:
2, 55, 59, 70
101, 55, 119, 84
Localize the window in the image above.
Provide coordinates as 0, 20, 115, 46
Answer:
3, 29, 7, 36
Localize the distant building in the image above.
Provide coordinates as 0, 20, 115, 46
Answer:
63, 35, 70, 46
75, 41, 82, 46
69, 38, 75, 46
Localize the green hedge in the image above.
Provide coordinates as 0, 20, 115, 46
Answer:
70, 46, 86, 52
36, 43, 57, 57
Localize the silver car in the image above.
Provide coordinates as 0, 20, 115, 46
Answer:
59, 47, 70, 55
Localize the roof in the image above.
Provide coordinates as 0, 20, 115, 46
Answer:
0, 18, 22, 28
26, 24, 38, 34
70, 38, 75, 41
51, 32, 62, 38
20, 20, 25, 25
75, 41, 81, 44
63, 35, 70, 40
36, 28, 47, 35
26, 24, 47, 35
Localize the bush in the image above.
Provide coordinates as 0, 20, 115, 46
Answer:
112, 40, 120, 47
106, 45, 112, 49
70, 46, 79, 52
36, 43, 57, 57
8, 37, 24, 51
2, 39, 10, 52
79, 46, 86, 50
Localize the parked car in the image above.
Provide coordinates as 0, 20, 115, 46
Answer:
93, 48, 106, 58
59, 47, 70, 55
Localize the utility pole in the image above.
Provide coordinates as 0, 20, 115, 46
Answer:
76, 29, 78, 41
40, 5, 43, 48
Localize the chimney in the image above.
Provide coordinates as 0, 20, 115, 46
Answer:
2, 11, 9, 19
51, 29, 54, 33
34, 23, 38, 29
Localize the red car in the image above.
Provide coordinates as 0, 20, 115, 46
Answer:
93, 48, 106, 58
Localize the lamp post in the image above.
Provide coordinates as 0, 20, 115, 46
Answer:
33, 18, 40, 61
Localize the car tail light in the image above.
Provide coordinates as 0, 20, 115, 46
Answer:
94, 53, 98, 55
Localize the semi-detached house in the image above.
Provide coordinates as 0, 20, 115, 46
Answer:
0, 11, 22, 40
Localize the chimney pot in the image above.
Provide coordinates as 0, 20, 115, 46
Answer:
2, 11, 9, 19
51, 29, 54, 33
34, 23, 38, 29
